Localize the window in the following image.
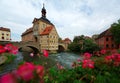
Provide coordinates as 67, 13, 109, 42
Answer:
43, 24, 46, 28
2, 37, 4, 39
111, 37, 114, 41
6, 34, 9, 36
112, 44, 114, 48
106, 44, 109, 48
106, 37, 109, 41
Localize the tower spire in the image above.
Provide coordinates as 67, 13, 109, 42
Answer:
41, 3, 46, 18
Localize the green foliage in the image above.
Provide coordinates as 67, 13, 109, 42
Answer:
82, 39, 100, 53
68, 42, 81, 52
68, 35, 99, 53
118, 49, 120, 53
45, 56, 120, 83
3, 53, 16, 64
111, 19, 120, 44
73, 35, 84, 43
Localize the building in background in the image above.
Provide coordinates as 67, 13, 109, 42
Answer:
21, 5, 59, 53
0, 27, 11, 41
63, 38, 71, 44
95, 27, 120, 51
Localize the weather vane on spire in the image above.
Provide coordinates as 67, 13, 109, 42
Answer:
43, 3, 45, 8
41, 3, 46, 18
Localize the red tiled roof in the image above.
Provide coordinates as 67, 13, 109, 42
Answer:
64, 38, 71, 42
0, 27, 10, 32
96, 27, 112, 39
40, 26, 53, 35
22, 27, 33, 36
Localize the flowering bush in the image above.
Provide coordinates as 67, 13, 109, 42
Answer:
0, 45, 120, 83
0, 62, 44, 83
46, 52, 120, 83
0, 44, 18, 64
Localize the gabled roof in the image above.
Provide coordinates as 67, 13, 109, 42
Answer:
0, 27, 10, 32
64, 38, 71, 42
21, 27, 33, 36
40, 26, 53, 35
32, 17, 53, 25
96, 27, 112, 39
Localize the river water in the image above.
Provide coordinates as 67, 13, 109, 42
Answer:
0, 52, 23, 76
0, 52, 82, 76
49, 52, 83, 68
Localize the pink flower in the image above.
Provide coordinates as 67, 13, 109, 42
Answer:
77, 58, 81, 63
0, 73, 17, 83
0, 45, 6, 54
100, 49, 106, 55
82, 59, 94, 69
17, 62, 35, 81
56, 63, 65, 70
4, 44, 13, 51
43, 50, 49, 57
30, 53, 34, 57
105, 56, 112, 63
10, 46, 18, 55
84, 52, 92, 59
4, 44, 18, 55
35, 65, 44, 79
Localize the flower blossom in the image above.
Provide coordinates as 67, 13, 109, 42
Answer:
0, 73, 17, 83
56, 63, 64, 70
83, 52, 92, 59
17, 62, 35, 81
35, 65, 44, 79
4, 44, 18, 55
0, 45, 6, 54
30, 53, 34, 57
82, 59, 94, 69
43, 50, 49, 57
105, 53, 120, 66
100, 49, 106, 55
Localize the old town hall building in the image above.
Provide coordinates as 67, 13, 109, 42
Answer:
21, 5, 59, 53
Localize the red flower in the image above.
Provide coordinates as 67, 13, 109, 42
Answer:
17, 62, 35, 81
35, 65, 44, 79
84, 52, 92, 59
82, 59, 94, 69
105, 55, 112, 63
0, 45, 6, 54
4, 44, 13, 51
4, 44, 18, 55
43, 50, 49, 57
100, 49, 106, 55
0, 73, 17, 83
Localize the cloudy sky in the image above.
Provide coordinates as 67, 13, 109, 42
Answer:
0, 0, 120, 41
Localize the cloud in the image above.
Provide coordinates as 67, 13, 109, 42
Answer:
0, 0, 120, 41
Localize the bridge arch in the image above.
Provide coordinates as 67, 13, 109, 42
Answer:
58, 45, 65, 52
18, 46, 39, 54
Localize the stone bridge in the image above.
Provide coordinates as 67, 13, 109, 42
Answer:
13, 41, 40, 53
12, 41, 68, 53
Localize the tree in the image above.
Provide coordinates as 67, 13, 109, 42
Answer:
68, 42, 81, 52
68, 35, 99, 53
111, 19, 120, 44
82, 39, 100, 53
73, 35, 84, 43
